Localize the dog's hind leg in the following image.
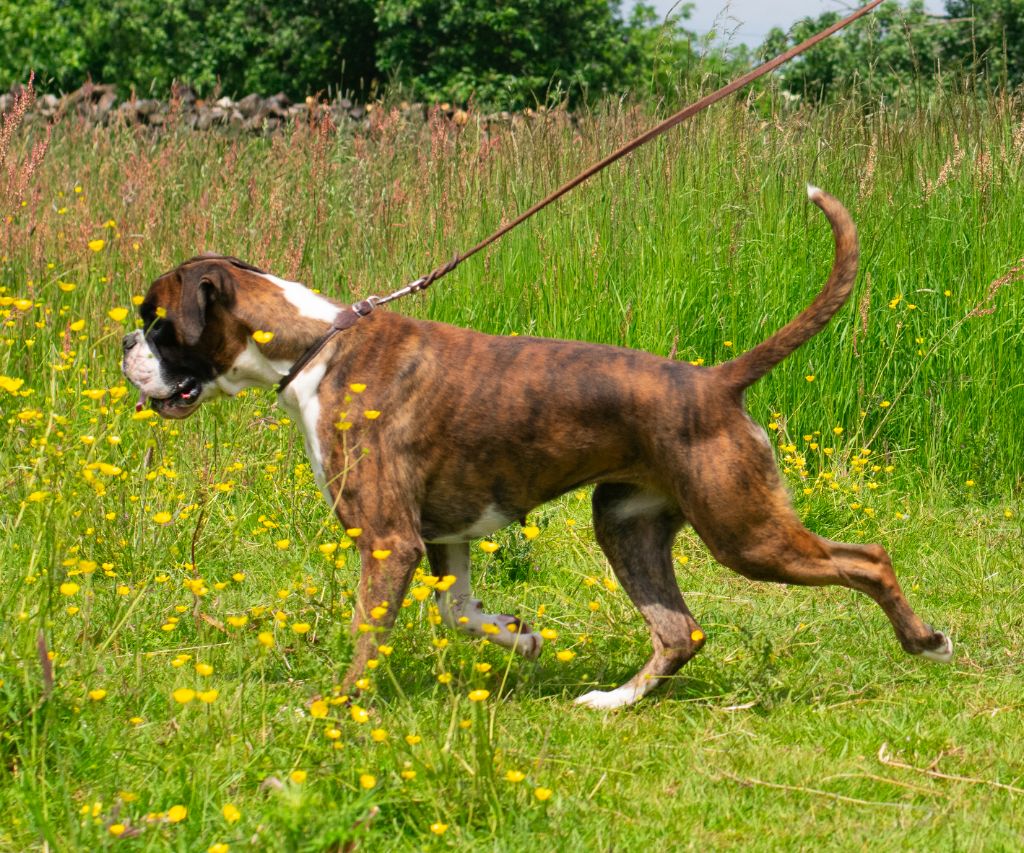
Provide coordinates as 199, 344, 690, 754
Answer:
342, 534, 424, 692
426, 542, 543, 659
686, 437, 953, 663
575, 483, 705, 710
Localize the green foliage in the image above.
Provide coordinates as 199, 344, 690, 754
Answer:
375, 0, 642, 106
0, 0, 378, 98
943, 0, 1024, 86
761, 0, 1024, 101
760, 0, 944, 101
0, 0, 708, 108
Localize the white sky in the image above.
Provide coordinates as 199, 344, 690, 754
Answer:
636, 0, 947, 45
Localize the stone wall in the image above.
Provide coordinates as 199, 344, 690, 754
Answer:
0, 81, 569, 132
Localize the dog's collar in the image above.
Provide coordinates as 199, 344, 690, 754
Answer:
276, 298, 376, 395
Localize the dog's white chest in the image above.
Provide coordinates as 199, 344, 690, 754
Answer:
278, 362, 331, 505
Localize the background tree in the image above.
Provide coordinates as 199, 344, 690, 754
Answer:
0, 0, 378, 99
375, 0, 640, 106
760, 0, 944, 101
760, 0, 1024, 100
942, 0, 1024, 87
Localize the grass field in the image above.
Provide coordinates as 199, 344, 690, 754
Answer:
1, 85, 1023, 850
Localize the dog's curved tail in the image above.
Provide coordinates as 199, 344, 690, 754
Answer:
714, 186, 858, 391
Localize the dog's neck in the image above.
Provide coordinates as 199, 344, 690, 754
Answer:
214, 273, 348, 397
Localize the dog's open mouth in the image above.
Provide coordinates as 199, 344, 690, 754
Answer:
138, 378, 203, 418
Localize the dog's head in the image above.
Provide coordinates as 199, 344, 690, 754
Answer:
122, 256, 267, 419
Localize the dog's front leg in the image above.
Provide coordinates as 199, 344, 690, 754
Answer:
342, 534, 424, 691
426, 542, 543, 660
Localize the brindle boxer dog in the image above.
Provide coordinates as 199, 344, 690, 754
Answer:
122, 187, 952, 708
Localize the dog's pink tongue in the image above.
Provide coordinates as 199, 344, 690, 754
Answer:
136, 391, 148, 412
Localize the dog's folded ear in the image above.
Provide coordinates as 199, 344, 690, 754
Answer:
178, 262, 237, 346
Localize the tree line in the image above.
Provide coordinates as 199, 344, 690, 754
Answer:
1, 0, 1021, 108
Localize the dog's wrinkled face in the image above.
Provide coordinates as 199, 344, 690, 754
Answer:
122, 260, 248, 419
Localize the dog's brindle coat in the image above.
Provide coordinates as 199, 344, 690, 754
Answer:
122, 188, 952, 708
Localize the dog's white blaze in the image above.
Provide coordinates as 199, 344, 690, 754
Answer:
427, 505, 512, 544
278, 361, 331, 505
256, 272, 339, 323
122, 331, 177, 398
216, 340, 293, 396
608, 490, 673, 522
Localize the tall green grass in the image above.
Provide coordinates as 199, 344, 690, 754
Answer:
6, 95, 1022, 489
1, 91, 1022, 850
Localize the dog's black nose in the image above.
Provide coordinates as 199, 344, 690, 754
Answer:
122, 333, 138, 352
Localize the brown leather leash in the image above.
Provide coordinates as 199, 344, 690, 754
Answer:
277, 0, 884, 395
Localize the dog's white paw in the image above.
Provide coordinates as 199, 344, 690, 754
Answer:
918, 631, 954, 663
492, 614, 543, 660
574, 685, 642, 710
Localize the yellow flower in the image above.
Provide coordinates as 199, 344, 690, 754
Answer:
468, 689, 490, 702
166, 804, 187, 823
221, 803, 241, 824
504, 770, 525, 783
291, 622, 311, 634
172, 688, 196, 704
88, 239, 105, 252
430, 822, 448, 835
196, 690, 219, 703
474, 663, 491, 673
479, 540, 499, 554
107, 307, 128, 323
555, 650, 576, 662
350, 705, 369, 724
0, 376, 25, 394
227, 615, 247, 628
152, 511, 172, 525
88, 689, 107, 701
371, 549, 391, 560
359, 774, 376, 789
325, 727, 342, 740
275, 539, 290, 550
540, 628, 557, 640
370, 728, 387, 742
290, 770, 307, 784
310, 699, 329, 718
437, 673, 453, 685
208, 844, 230, 853
346, 527, 363, 538
349, 383, 366, 393
253, 330, 274, 344
805, 374, 815, 382
833, 426, 844, 435
257, 631, 274, 648
405, 734, 422, 745
522, 525, 540, 540
59, 582, 80, 596
534, 787, 553, 801
108, 824, 126, 836
691, 629, 705, 642
363, 410, 381, 419
195, 663, 214, 676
